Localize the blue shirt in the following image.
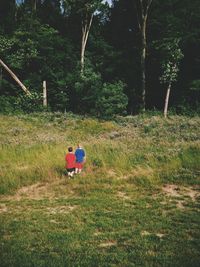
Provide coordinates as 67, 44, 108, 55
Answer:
75, 148, 85, 163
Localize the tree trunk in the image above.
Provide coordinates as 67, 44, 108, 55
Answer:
141, 16, 147, 112
43, 80, 47, 107
0, 59, 31, 95
80, 13, 93, 74
164, 83, 171, 118
134, 0, 153, 112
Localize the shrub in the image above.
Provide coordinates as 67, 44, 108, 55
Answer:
16, 92, 44, 113
0, 95, 21, 113
96, 81, 128, 118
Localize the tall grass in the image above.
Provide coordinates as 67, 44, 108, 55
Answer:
0, 113, 200, 194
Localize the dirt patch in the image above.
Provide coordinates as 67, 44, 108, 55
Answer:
162, 184, 200, 201
3, 234, 12, 240
8, 182, 54, 201
0, 204, 8, 213
107, 169, 117, 177
141, 231, 165, 238
155, 233, 165, 238
99, 240, 117, 248
141, 230, 151, 236
0, 179, 77, 201
162, 184, 181, 197
93, 230, 102, 236
176, 200, 186, 209
117, 191, 131, 200
46, 205, 77, 214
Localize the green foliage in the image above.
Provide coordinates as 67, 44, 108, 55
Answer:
52, 90, 69, 112
73, 65, 102, 113
16, 92, 44, 113
190, 79, 200, 92
96, 81, 128, 118
0, 95, 21, 114
154, 38, 184, 85
0, 17, 75, 111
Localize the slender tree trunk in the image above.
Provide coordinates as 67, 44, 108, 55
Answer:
0, 59, 31, 95
43, 80, 47, 107
80, 13, 93, 74
135, 0, 153, 112
141, 15, 147, 112
164, 83, 171, 118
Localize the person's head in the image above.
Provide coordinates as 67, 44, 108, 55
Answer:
68, 147, 73, 152
77, 143, 81, 148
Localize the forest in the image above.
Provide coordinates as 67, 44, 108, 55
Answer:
0, 0, 200, 116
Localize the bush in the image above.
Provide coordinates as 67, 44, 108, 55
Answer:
74, 67, 102, 114
16, 92, 44, 113
96, 81, 128, 118
0, 95, 21, 113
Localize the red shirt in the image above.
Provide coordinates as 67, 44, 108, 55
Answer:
65, 153, 76, 169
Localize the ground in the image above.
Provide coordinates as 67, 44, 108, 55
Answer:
0, 113, 199, 267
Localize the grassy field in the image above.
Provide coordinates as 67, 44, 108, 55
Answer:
0, 112, 200, 267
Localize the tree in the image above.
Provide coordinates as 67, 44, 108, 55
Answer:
134, 0, 153, 111
63, 0, 106, 73
156, 38, 183, 118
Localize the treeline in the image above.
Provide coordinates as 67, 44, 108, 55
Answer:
0, 0, 200, 116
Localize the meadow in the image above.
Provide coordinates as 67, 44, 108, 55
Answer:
0, 112, 200, 267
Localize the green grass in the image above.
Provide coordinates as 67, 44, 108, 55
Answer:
0, 113, 200, 266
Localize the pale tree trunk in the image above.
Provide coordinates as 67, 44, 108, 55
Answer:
43, 80, 47, 107
0, 59, 31, 95
135, 0, 153, 112
164, 82, 171, 118
32, 0, 37, 12
81, 13, 93, 74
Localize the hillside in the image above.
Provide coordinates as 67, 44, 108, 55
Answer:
0, 113, 200, 267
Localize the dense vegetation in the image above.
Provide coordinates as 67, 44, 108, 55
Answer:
0, 113, 200, 266
0, 0, 200, 116
0, 1, 200, 266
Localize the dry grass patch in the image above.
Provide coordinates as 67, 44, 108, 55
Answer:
162, 184, 200, 201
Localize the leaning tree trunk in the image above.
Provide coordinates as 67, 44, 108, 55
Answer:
0, 58, 31, 95
164, 82, 171, 118
80, 13, 93, 74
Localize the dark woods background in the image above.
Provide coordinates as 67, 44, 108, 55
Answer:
0, 0, 200, 116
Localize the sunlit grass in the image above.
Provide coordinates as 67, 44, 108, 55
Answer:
0, 113, 200, 266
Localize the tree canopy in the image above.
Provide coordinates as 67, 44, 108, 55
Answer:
0, 0, 199, 115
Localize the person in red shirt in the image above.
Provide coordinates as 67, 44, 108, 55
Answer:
65, 147, 76, 177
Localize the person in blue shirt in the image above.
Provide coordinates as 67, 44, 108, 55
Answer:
75, 144, 86, 174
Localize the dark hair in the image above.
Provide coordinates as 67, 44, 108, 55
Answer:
68, 147, 73, 152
